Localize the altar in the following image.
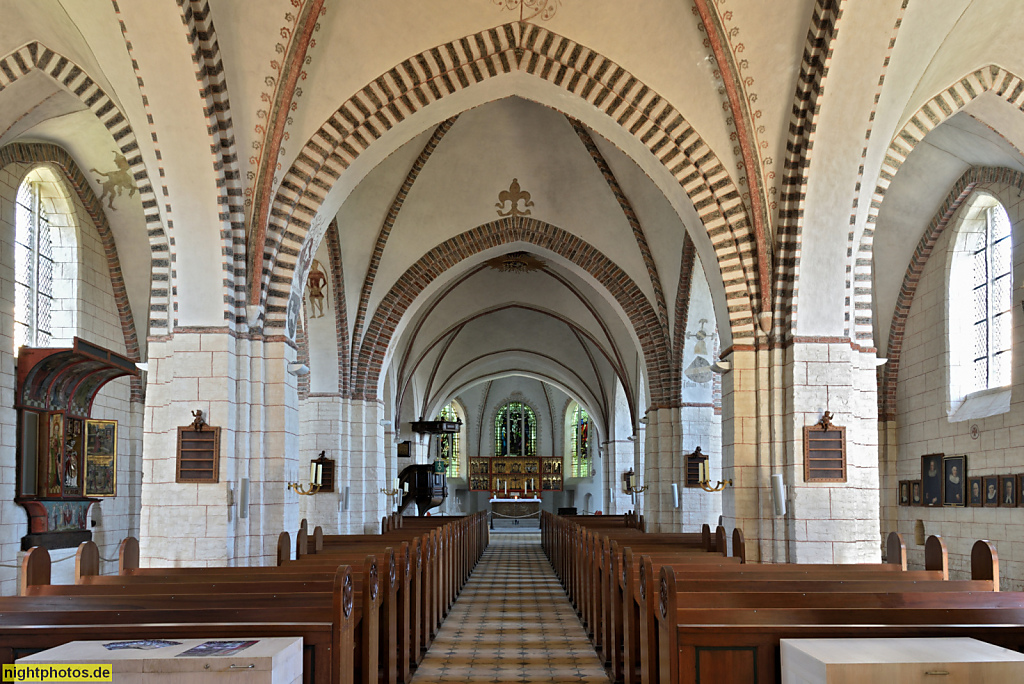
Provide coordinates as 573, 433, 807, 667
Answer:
489, 497, 541, 529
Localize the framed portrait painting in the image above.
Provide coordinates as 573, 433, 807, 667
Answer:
84, 419, 117, 497
899, 481, 909, 506
1019, 475, 1024, 508
920, 454, 943, 507
984, 476, 1000, 507
968, 477, 984, 507
911, 480, 922, 506
942, 455, 966, 507
999, 475, 1017, 507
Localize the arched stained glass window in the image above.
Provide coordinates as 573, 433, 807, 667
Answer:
494, 401, 537, 457
436, 402, 461, 478
570, 404, 590, 478
15, 179, 54, 350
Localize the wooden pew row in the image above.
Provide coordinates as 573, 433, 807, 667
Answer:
541, 512, 642, 582
588, 540, 738, 659
298, 512, 486, 681
314, 531, 439, 658
540, 510, 744, 682
594, 529, 956, 684
561, 519, 735, 663
4, 547, 359, 684
311, 512, 487, 648
11, 513, 483, 684
44, 539, 385, 683
542, 512, 725, 617
589, 527, 740, 681
631, 533, 951, 684
286, 538, 417, 684
374, 512, 486, 617
653, 539, 1016, 684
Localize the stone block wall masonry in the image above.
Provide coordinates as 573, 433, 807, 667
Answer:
893, 182, 1024, 591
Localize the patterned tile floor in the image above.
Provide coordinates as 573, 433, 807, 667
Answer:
409, 531, 611, 683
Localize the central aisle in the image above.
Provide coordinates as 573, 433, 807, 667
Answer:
410, 531, 611, 683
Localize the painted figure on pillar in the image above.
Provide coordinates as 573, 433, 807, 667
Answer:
306, 259, 328, 318
684, 319, 713, 385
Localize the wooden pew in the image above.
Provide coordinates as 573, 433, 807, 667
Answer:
284, 540, 410, 684
4, 547, 358, 684
654, 540, 1017, 684
58, 539, 383, 684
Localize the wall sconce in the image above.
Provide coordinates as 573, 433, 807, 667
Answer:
380, 419, 393, 427
287, 362, 310, 376
380, 477, 407, 502
287, 461, 322, 496
697, 461, 732, 492
135, 362, 149, 372
623, 469, 648, 495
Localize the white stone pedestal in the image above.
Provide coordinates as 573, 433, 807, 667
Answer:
782, 637, 1024, 683
17, 637, 302, 683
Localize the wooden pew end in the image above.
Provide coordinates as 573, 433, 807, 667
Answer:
118, 536, 140, 575
971, 539, 999, 591
20, 545, 50, 595
886, 531, 907, 571
75, 540, 100, 583
277, 531, 291, 566
924, 535, 948, 580
732, 528, 746, 564
715, 526, 727, 557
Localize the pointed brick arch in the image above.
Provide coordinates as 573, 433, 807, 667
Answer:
260, 22, 760, 346
1, 143, 143, 401
0, 42, 171, 335
855, 66, 1024, 347
880, 166, 1024, 421
351, 216, 672, 408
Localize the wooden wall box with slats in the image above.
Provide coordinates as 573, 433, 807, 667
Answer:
804, 412, 846, 482
176, 417, 220, 483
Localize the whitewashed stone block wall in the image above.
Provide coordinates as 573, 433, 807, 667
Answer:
892, 183, 1024, 590
0, 163, 140, 594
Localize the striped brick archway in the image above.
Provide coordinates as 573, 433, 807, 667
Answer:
880, 166, 1024, 421
260, 22, 761, 347
853, 66, 1024, 347
0, 143, 143, 401
0, 42, 172, 336
351, 217, 672, 408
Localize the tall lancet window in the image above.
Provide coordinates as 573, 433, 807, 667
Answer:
15, 179, 54, 350
570, 404, 590, 478
494, 401, 537, 457
436, 402, 461, 478
969, 203, 1012, 391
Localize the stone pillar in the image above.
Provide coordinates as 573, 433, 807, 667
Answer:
720, 346, 770, 563
346, 398, 388, 533
140, 331, 300, 567
782, 341, 881, 563
679, 404, 722, 532
602, 438, 634, 514
643, 408, 677, 532
298, 394, 344, 533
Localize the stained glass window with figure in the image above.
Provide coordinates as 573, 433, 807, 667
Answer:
437, 402, 461, 478
570, 404, 590, 478
494, 401, 537, 456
